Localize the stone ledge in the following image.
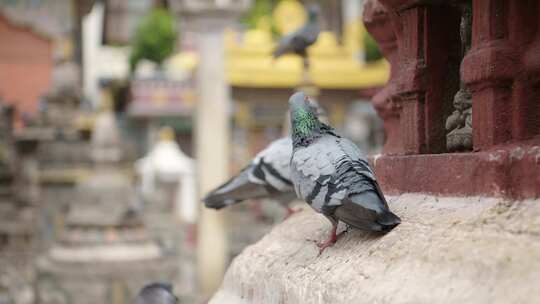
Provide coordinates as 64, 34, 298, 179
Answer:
210, 194, 540, 304
370, 143, 540, 199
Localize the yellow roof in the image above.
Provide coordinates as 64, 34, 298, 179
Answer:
225, 29, 389, 89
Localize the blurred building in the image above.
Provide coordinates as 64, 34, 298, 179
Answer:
0, 0, 97, 127
22, 90, 92, 253
0, 103, 35, 304
36, 104, 176, 304
225, 0, 387, 169
127, 77, 196, 156
0, 13, 53, 127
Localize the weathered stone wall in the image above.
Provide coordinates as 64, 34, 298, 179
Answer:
210, 194, 540, 304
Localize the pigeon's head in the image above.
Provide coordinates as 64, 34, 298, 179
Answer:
307, 4, 320, 21
134, 282, 178, 304
289, 92, 320, 138
289, 92, 317, 115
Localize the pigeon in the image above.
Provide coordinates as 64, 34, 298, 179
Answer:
134, 283, 178, 304
203, 100, 328, 217
288, 92, 401, 254
203, 136, 297, 216
273, 4, 320, 66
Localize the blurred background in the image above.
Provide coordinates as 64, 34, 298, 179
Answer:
0, 0, 388, 303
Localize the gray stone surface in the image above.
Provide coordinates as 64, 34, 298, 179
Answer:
210, 194, 540, 304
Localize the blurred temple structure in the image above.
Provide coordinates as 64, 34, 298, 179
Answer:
0, 103, 36, 304
36, 100, 176, 304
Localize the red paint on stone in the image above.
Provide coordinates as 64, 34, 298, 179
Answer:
364, 0, 461, 155
364, 0, 540, 198
369, 141, 540, 200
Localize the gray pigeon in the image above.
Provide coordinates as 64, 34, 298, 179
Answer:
134, 283, 178, 304
273, 4, 320, 64
203, 136, 297, 215
203, 100, 328, 217
288, 92, 401, 253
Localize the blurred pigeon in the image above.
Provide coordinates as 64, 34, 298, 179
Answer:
203, 100, 327, 217
134, 283, 178, 304
273, 4, 320, 65
203, 136, 297, 216
288, 92, 401, 254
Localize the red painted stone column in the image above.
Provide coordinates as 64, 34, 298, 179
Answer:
363, 0, 539, 199
363, 0, 402, 155
461, 0, 517, 151
365, 0, 461, 155
515, 1, 540, 141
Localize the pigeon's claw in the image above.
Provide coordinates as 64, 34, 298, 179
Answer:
317, 223, 340, 256
317, 237, 337, 255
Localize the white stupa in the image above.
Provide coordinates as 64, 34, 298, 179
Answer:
136, 127, 197, 223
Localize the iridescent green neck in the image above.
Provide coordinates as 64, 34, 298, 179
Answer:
293, 107, 318, 137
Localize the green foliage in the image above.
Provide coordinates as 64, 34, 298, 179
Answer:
240, 0, 275, 29
363, 31, 383, 62
130, 8, 177, 72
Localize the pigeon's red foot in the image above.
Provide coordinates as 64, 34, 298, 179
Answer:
317, 236, 337, 254
317, 224, 345, 256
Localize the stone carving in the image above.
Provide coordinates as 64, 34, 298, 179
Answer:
447, 2, 473, 152
446, 88, 472, 151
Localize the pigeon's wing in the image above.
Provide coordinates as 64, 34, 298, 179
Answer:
291, 137, 344, 213
203, 137, 294, 209
336, 137, 375, 179
253, 137, 293, 192
335, 137, 388, 206
273, 19, 319, 58
273, 33, 304, 58
203, 164, 272, 209
299, 22, 320, 46
332, 137, 400, 231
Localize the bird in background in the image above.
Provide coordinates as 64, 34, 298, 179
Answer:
203, 99, 327, 218
133, 283, 178, 304
204, 136, 296, 215
288, 92, 401, 254
273, 4, 320, 67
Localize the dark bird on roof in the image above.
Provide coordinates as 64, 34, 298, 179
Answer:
288, 92, 401, 254
134, 283, 178, 304
273, 4, 320, 64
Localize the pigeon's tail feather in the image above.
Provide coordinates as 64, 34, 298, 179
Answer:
335, 191, 400, 232
203, 194, 238, 210
203, 166, 270, 209
375, 209, 401, 231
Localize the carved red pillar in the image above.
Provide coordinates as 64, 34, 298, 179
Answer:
461, 0, 517, 150
365, 0, 461, 155
516, 1, 540, 141
363, 0, 402, 154
364, 0, 539, 199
